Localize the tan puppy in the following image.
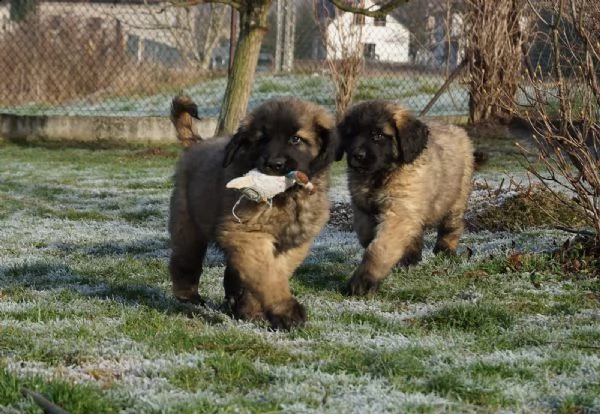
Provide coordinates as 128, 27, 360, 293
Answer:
169, 96, 338, 329
336, 100, 475, 295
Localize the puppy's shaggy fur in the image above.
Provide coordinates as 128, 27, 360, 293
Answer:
169, 96, 337, 329
336, 100, 475, 295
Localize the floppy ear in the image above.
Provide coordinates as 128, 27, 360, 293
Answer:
310, 123, 340, 174
223, 128, 248, 168
395, 116, 429, 164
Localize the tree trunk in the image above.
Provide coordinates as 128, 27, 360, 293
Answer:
216, 1, 272, 135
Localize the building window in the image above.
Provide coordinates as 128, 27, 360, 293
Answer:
363, 43, 376, 60
353, 13, 365, 26
374, 15, 386, 26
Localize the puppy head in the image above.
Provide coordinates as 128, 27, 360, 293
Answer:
336, 100, 429, 173
223, 97, 337, 177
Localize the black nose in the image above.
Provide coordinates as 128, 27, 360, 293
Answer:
352, 149, 366, 161
265, 157, 287, 173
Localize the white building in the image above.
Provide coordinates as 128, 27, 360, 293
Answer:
0, 1, 203, 65
325, 0, 410, 63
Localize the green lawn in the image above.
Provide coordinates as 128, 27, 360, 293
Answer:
0, 72, 467, 119
0, 140, 598, 413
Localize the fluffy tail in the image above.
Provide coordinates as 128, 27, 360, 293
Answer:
171, 95, 203, 148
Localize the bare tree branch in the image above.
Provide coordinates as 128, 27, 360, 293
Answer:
324, 0, 409, 17
313, 0, 365, 119
512, 0, 600, 240
463, 0, 530, 123
168, 0, 240, 10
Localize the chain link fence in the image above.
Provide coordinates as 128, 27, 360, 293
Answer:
0, 1, 487, 122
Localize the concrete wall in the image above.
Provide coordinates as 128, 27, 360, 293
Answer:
0, 113, 217, 144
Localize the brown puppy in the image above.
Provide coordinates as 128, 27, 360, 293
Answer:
336, 100, 475, 295
169, 96, 337, 329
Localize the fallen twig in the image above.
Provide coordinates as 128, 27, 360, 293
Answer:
554, 225, 596, 237
21, 387, 70, 414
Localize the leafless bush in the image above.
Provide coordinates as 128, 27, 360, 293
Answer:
327, 55, 365, 120
514, 0, 600, 242
148, 2, 228, 70
0, 15, 124, 105
0, 15, 202, 107
463, 0, 532, 123
313, 2, 365, 120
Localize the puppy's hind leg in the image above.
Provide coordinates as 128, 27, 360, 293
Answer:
169, 189, 206, 304
433, 210, 465, 255
435, 156, 473, 255
398, 234, 424, 267
170, 238, 207, 304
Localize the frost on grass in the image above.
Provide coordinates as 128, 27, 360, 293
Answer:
6, 352, 227, 412
3, 145, 600, 413
1, 216, 167, 249
254, 364, 456, 414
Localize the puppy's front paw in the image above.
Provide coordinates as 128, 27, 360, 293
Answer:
266, 298, 306, 330
174, 292, 204, 305
346, 272, 380, 296
227, 290, 263, 321
172, 283, 203, 304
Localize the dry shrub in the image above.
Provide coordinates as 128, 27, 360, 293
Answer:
466, 182, 588, 232
328, 55, 365, 120
463, 0, 531, 124
313, 1, 365, 120
0, 15, 126, 105
0, 15, 203, 107
513, 0, 600, 246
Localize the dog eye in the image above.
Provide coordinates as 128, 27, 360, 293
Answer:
289, 135, 303, 145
